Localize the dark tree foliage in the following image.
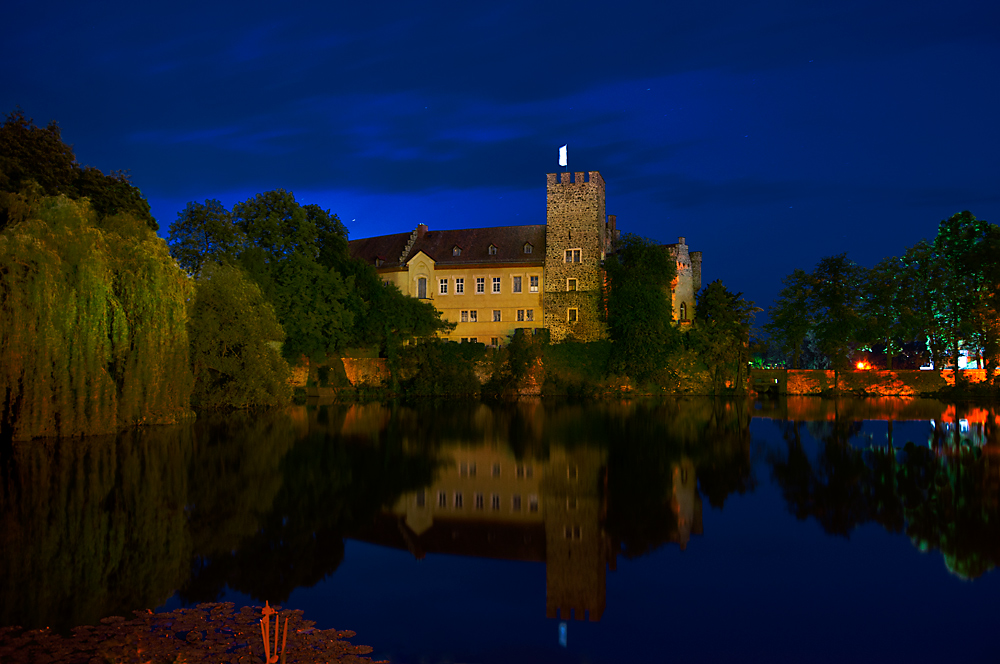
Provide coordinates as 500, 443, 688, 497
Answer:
765, 268, 812, 369
809, 253, 864, 372
692, 280, 758, 393
0, 109, 157, 230
932, 211, 998, 378
189, 263, 292, 409
168, 199, 242, 275
605, 233, 679, 382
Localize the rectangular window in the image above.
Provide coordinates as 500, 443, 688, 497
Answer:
454, 492, 463, 509
526, 465, 534, 479
516, 464, 524, 479
470, 310, 478, 322
455, 278, 464, 294
567, 278, 577, 292
529, 495, 538, 512
565, 249, 581, 263
526, 309, 534, 322
416, 490, 425, 507
517, 309, 525, 322
469, 462, 477, 477
568, 308, 578, 323
470, 337, 478, 343
512, 494, 522, 511
530, 276, 539, 292
492, 462, 501, 477
475, 493, 484, 510
439, 278, 448, 295
491, 337, 499, 347
512, 276, 522, 293
476, 277, 485, 293
438, 491, 447, 507
492, 277, 501, 293
461, 310, 469, 323
492, 310, 501, 322
491, 494, 501, 510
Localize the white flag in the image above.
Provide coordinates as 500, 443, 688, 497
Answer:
558, 145, 568, 167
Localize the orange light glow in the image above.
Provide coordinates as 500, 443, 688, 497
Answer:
856, 361, 870, 370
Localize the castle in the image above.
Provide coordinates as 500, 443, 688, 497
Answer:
348, 171, 701, 344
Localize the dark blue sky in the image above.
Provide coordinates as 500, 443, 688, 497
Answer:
4, 0, 998, 314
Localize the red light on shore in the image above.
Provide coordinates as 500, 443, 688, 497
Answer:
856, 361, 870, 370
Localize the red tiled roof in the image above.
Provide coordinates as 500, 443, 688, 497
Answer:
349, 225, 546, 268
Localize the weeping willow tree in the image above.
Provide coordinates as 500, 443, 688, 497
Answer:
0, 196, 193, 440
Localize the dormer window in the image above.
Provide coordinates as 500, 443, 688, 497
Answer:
453, 246, 462, 256
488, 244, 498, 255
524, 243, 533, 254
375, 258, 384, 267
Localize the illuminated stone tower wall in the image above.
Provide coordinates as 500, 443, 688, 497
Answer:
542, 172, 607, 342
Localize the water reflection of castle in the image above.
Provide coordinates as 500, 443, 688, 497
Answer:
353, 443, 701, 622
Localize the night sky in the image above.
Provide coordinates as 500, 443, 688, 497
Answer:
4, 0, 999, 315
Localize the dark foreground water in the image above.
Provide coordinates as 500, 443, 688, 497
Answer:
2, 398, 998, 663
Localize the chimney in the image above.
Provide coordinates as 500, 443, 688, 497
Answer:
678, 236, 686, 246
416, 223, 428, 238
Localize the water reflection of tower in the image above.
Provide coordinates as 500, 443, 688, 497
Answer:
543, 446, 609, 622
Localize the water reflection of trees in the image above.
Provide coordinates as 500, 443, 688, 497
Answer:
604, 398, 754, 558
769, 414, 1000, 579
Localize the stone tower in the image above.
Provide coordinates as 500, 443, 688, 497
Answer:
543, 171, 608, 342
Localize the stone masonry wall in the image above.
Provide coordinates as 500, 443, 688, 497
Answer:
543, 172, 607, 342
752, 368, 980, 396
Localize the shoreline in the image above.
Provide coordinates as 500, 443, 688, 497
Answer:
0, 603, 384, 664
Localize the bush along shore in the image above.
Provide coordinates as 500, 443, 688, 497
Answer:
0, 602, 383, 664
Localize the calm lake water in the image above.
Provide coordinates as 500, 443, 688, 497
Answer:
2, 397, 998, 663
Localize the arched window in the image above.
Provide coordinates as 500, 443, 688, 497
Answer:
524, 243, 533, 254
417, 277, 427, 299
680, 302, 687, 321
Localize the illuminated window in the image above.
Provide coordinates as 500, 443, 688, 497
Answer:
439, 278, 448, 295
680, 302, 687, 321
455, 278, 464, 294
526, 309, 534, 322
492, 310, 501, 322
453, 246, 461, 256
567, 278, 577, 292
564, 249, 581, 263
489, 244, 497, 255
512, 276, 522, 293
476, 277, 485, 293
530, 276, 539, 292
568, 308, 578, 323
470, 310, 478, 322
492, 277, 501, 293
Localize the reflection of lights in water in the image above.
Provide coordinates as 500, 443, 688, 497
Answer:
559, 622, 567, 647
